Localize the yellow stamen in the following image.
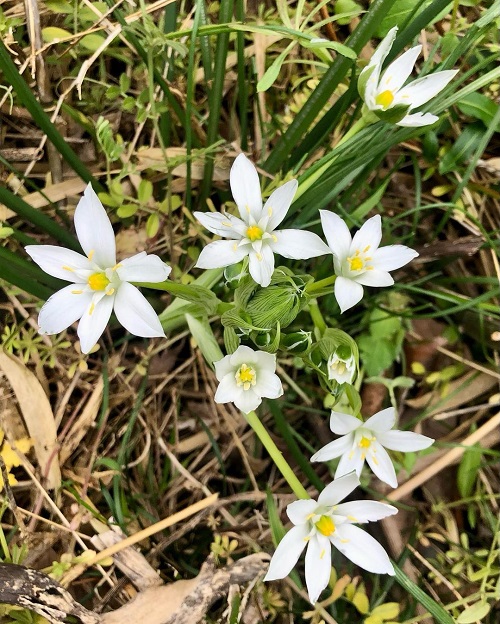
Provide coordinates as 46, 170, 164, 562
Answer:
62, 265, 74, 272
375, 89, 394, 109
246, 225, 264, 241
348, 256, 364, 272
88, 249, 95, 261
105, 288, 115, 296
89, 302, 95, 316
363, 245, 371, 252
88, 272, 110, 291
268, 207, 272, 217
315, 515, 336, 537
71, 289, 83, 295
359, 436, 372, 449
235, 363, 257, 390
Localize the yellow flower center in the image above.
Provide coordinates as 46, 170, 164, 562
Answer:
88, 272, 110, 291
375, 89, 395, 109
235, 363, 257, 391
246, 225, 264, 241
348, 256, 364, 271
315, 515, 336, 537
359, 436, 372, 449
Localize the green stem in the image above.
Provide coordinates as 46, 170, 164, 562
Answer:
245, 410, 310, 500
305, 274, 336, 295
308, 299, 326, 335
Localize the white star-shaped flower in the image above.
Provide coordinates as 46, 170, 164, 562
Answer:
319, 211, 418, 313
311, 407, 434, 488
328, 347, 356, 385
264, 472, 397, 604
194, 154, 330, 287
25, 184, 170, 354
359, 26, 458, 127
214, 345, 283, 414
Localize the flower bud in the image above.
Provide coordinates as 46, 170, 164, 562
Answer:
246, 285, 302, 329
280, 330, 312, 354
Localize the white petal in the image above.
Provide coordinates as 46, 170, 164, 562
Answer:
335, 500, 398, 523
365, 442, 397, 488
229, 345, 260, 367
270, 229, 331, 260
264, 525, 308, 581
116, 252, 171, 283
311, 436, 353, 462
214, 354, 234, 380
335, 446, 364, 479
25, 245, 91, 282
330, 412, 362, 435
214, 373, 239, 403
317, 472, 359, 506
396, 70, 458, 109
371, 245, 418, 271
254, 373, 283, 400
354, 270, 394, 287
331, 524, 394, 575
265, 180, 297, 231
193, 211, 247, 238
195, 240, 249, 269
305, 535, 331, 604
319, 210, 352, 261
230, 154, 263, 221
350, 215, 382, 254
377, 430, 434, 452
396, 112, 439, 127
370, 26, 398, 69
361, 27, 398, 105
254, 349, 278, 371
234, 389, 262, 414
364, 407, 396, 433
248, 245, 275, 287
334, 276, 364, 313
113, 282, 165, 338
286, 499, 318, 525
77, 293, 114, 354
74, 184, 116, 268
38, 285, 92, 334
378, 46, 421, 94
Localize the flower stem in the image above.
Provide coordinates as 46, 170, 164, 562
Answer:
245, 410, 310, 500
308, 299, 326, 336
305, 274, 336, 295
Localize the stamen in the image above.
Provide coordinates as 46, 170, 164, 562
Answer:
315, 515, 336, 537
246, 225, 264, 241
235, 363, 257, 390
62, 265, 74, 272
105, 288, 115, 296
88, 249, 95, 261
88, 272, 110, 291
375, 89, 395, 109
89, 302, 95, 316
358, 436, 372, 449
71, 290, 83, 294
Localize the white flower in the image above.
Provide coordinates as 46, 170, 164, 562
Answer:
319, 211, 418, 313
311, 407, 434, 488
359, 26, 458, 127
194, 154, 330, 287
25, 184, 170, 354
328, 347, 356, 385
214, 345, 283, 414
264, 472, 396, 604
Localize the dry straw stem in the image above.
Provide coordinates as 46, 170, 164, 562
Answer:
388, 411, 500, 501
87, 493, 218, 567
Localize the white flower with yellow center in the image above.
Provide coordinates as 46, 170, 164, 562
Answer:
214, 345, 283, 414
264, 472, 397, 604
194, 154, 330, 288
311, 408, 434, 488
359, 26, 458, 127
319, 211, 418, 313
25, 184, 170, 354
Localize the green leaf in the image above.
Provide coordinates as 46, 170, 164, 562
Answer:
393, 564, 455, 624
457, 92, 500, 131
374, 0, 432, 38
41, 26, 72, 42
302, 38, 357, 60
138, 179, 153, 204
146, 213, 160, 238
358, 335, 396, 376
456, 601, 491, 624
79, 33, 106, 52
257, 48, 290, 92
186, 314, 223, 367
457, 444, 482, 498
439, 123, 485, 174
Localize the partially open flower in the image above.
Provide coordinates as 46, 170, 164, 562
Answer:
319, 211, 418, 313
25, 184, 170, 354
311, 407, 434, 488
264, 472, 397, 604
359, 26, 458, 127
328, 345, 356, 385
214, 345, 283, 413
194, 154, 330, 287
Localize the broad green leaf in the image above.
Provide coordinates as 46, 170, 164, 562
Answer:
374, 0, 432, 38
257, 48, 291, 92
138, 179, 153, 203
186, 314, 223, 367
146, 213, 160, 238
457, 92, 500, 131
79, 34, 106, 52
456, 601, 491, 624
42, 27, 72, 42
457, 444, 482, 498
